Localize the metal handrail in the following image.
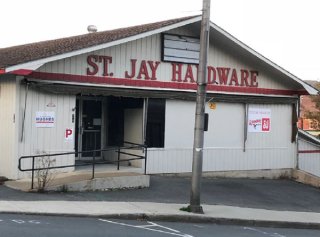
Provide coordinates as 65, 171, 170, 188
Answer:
18, 142, 147, 190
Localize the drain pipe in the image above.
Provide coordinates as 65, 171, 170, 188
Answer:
20, 80, 30, 142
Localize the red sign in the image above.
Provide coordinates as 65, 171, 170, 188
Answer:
262, 118, 270, 132
65, 128, 73, 141
86, 55, 259, 88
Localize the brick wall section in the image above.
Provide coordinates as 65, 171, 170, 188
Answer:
299, 95, 320, 130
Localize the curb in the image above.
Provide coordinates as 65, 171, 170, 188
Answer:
1, 211, 320, 230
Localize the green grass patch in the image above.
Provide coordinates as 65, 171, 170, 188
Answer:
179, 205, 191, 212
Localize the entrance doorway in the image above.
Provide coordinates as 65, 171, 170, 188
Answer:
76, 98, 102, 159
75, 95, 154, 168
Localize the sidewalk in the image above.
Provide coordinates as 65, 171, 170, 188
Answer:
1, 201, 320, 229
1, 175, 320, 229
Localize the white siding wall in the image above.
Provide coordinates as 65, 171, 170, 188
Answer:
298, 139, 320, 177
17, 83, 76, 178
37, 28, 292, 91
38, 35, 163, 80
147, 100, 296, 174
0, 76, 17, 178
167, 26, 295, 90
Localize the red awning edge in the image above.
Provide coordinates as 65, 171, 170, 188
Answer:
11, 69, 33, 76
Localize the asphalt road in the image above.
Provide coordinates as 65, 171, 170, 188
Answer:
0, 213, 319, 237
1, 176, 320, 212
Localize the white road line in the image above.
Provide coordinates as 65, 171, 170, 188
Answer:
99, 219, 194, 237
135, 224, 156, 228
147, 221, 181, 233
29, 220, 41, 224
12, 220, 25, 224
243, 227, 286, 237
192, 225, 204, 228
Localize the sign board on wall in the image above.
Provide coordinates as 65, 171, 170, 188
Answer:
248, 108, 271, 133
35, 111, 55, 128
208, 102, 216, 110
162, 34, 200, 64
65, 128, 73, 141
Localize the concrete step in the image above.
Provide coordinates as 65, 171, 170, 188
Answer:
5, 171, 150, 192
292, 169, 320, 188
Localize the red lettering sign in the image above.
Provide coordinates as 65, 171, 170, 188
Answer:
86, 55, 259, 89
125, 59, 161, 80
65, 128, 73, 141
86, 55, 113, 76
171, 63, 182, 82
262, 118, 270, 131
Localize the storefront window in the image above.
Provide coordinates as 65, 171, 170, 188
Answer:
146, 99, 165, 148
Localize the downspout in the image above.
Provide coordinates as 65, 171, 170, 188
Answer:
20, 80, 29, 142
142, 98, 149, 174
143, 98, 149, 146
243, 103, 248, 152
295, 97, 301, 170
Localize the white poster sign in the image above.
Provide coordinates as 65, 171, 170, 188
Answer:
35, 111, 55, 128
248, 108, 271, 133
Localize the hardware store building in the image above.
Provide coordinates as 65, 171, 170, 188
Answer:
0, 15, 317, 180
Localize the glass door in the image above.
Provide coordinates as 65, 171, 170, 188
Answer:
77, 98, 102, 159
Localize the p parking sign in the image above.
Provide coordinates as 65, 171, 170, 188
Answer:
65, 128, 73, 141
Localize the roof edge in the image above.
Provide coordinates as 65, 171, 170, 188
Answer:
298, 129, 320, 145
210, 22, 319, 95
4, 15, 202, 74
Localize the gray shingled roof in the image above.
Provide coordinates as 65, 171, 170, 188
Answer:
0, 15, 198, 69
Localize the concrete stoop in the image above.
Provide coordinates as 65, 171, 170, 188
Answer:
48, 174, 150, 192
5, 172, 150, 192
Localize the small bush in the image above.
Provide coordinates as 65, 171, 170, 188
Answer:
36, 154, 56, 192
